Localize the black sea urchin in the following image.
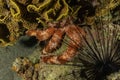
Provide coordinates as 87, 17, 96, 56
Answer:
76, 23, 120, 80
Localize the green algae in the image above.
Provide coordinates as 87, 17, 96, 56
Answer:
38, 64, 81, 80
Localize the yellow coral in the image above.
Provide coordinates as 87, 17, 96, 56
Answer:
54, 0, 61, 10
27, 0, 52, 12
42, 0, 70, 21
9, 0, 21, 18
27, 0, 70, 24
43, 9, 55, 21
0, 15, 8, 22
56, 0, 69, 20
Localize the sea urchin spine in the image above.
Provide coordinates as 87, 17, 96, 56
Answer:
77, 23, 120, 80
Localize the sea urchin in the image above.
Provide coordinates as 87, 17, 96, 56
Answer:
77, 23, 120, 80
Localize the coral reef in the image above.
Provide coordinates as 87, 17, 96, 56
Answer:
0, 0, 94, 46
0, 0, 119, 46
0, 0, 38, 46
12, 57, 39, 80
83, 0, 120, 25
10, 0, 120, 80
12, 47, 86, 80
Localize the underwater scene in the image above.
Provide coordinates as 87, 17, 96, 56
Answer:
0, 0, 120, 80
